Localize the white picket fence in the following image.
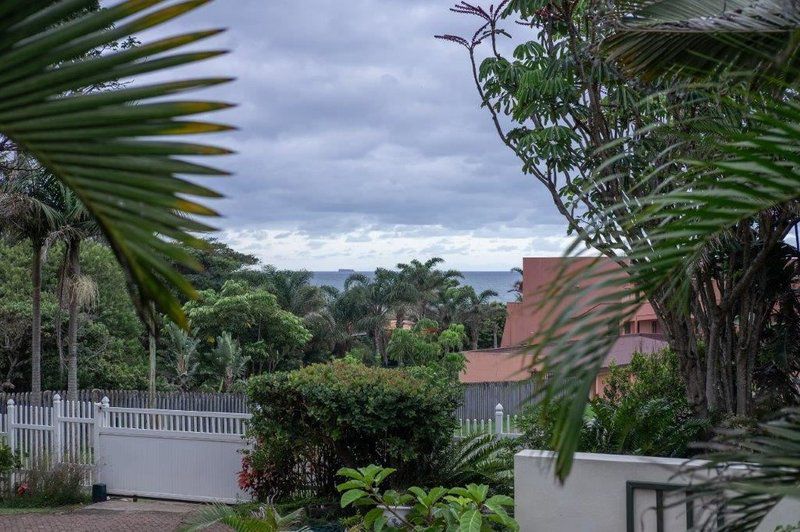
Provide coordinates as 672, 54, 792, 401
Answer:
0, 395, 252, 500
0, 396, 95, 470
457, 403, 522, 438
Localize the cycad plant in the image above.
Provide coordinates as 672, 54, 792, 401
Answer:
0, 0, 233, 330
429, 432, 516, 496
182, 503, 308, 532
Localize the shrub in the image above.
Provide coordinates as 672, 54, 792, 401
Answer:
336, 465, 518, 531
519, 349, 709, 457
0, 437, 20, 493
244, 361, 462, 501
7, 460, 88, 507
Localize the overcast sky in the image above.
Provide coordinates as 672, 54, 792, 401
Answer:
134, 0, 570, 270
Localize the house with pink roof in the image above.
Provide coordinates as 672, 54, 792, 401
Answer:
461, 257, 668, 395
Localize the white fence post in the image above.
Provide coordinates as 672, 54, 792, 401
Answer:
93, 396, 109, 468
6, 399, 15, 453
53, 394, 63, 463
101, 396, 109, 429
495, 403, 504, 437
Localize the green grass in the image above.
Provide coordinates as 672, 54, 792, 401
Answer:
0, 504, 83, 515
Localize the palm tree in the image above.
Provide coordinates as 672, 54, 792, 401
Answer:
344, 270, 407, 365
397, 258, 464, 320
460, 287, 499, 350
509, 267, 523, 302
51, 185, 99, 401
162, 322, 200, 391
317, 285, 364, 358
265, 269, 326, 317
214, 332, 249, 392
0, 0, 233, 330
0, 157, 61, 404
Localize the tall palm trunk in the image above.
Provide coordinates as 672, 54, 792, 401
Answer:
148, 302, 157, 408
66, 239, 81, 402
148, 331, 156, 407
375, 326, 387, 366
30, 240, 44, 406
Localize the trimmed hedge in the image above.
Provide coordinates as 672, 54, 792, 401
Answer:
242, 361, 462, 500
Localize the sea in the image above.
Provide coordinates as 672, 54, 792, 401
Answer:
310, 271, 520, 303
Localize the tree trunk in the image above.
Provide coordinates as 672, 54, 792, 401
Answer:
30, 241, 43, 406
148, 302, 157, 408
471, 328, 479, 351
66, 240, 81, 402
148, 331, 156, 408
375, 327, 387, 366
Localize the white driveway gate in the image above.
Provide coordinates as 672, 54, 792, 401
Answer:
1, 396, 251, 503
94, 398, 252, 503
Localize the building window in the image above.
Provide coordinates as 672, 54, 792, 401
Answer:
623, 321, 632, 335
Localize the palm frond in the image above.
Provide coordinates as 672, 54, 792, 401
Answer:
604, 0, 800, 79
0, 0, 234, 327
687, 408, 800, 530
181, 503, 308, 532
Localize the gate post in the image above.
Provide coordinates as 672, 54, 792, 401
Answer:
53, 394, 63, 463
92, 397, 109, 469
6, 399, 15, 453
495, 403, 504, 437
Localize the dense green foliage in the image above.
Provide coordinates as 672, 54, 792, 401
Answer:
3, 461, 88, 508
519, 350, 708, 458
0, 230, 501, 393
0, 238, 148, 391
243, 361, 463, 500
336, 464, 518, 531
442, 6, 800, 508
0, 0, 234, 329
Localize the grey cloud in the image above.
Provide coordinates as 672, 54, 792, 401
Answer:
128, 0, 568, 265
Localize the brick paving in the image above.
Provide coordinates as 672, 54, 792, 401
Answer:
0, 500, 232, 531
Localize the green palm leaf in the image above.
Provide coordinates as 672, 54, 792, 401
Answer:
0, 0, 233, 327
604, 0, 800, 79
688, 408, 800, 530
529, 18, 800, 483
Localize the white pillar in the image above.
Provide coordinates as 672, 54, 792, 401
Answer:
101, 396, 110, 428
6, 400, 15, 454
53, 394, 63, 463
92, 397, 109, 470
495, 403, 504, 436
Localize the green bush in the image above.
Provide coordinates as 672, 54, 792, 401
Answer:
244, 361, 463, 501
519, 350, 709, 457
0, 437, 20, 494
336, 465, 518, 531
5, 460, 88, 507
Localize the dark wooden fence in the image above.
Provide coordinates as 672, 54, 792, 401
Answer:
0, 383, 535, 419
0, 389, 249, 413
456, 381, 538, 420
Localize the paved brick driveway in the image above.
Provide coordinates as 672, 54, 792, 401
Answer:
0, 499, 231, 532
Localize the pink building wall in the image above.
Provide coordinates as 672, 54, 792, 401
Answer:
501, 257, 659, 348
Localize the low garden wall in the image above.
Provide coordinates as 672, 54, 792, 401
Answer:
515, 450, 800, 532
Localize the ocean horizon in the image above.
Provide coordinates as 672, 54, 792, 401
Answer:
310, 270, 520, 303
